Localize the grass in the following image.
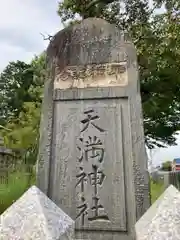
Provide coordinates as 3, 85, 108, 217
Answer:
0, 167, 36, 214
0, 170, 166, 215
150, 180, 165, 203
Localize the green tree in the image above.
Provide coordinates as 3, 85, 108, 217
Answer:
1, 102, 41, 165
161, 161, 172, 171
0, 54, 46, 164
0, 53, 46, 126
0, 61, 34, 125
57, 0, 180, 148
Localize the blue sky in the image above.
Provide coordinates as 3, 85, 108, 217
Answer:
0, 0, 179, 166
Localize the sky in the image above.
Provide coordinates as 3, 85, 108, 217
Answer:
0, 0, 179, 167
0, 0, 62, 72
148, 133, 180, 168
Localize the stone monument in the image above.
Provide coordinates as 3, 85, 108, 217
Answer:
136, 185, 180, 239
37, 18, 150, 240
1, 186, 74, 239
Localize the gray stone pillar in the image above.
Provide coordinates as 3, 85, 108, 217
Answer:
37, 18, 150, 240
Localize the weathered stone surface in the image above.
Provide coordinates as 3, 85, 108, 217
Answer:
54, 63, 128, 89
0, 185, 74, 240
37, 17, 149, 240
136, 185, 180, 240
51, 95, 133, 231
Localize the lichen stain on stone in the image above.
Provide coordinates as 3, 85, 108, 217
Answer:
54, 62, 128, 89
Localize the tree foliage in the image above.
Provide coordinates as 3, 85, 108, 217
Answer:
0, 54, 46, 164
0, 61, 34, 125
161, 161, 172, 171
58, 0, 180, 148
0, 54, 45, 126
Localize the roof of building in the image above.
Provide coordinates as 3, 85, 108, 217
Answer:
174, 158, 180, 164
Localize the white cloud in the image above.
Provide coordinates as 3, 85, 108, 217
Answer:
0, 42, 34, 69
0, 0, 62, 71
151, 133, 180, 167
0, 0, 165, 71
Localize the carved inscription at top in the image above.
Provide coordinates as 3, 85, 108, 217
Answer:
54, 62, 128, 89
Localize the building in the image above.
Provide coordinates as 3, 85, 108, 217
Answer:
172, 158, 180, 172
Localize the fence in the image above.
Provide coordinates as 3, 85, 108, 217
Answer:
169, 171, 180, 189
151, 170, 180, 190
